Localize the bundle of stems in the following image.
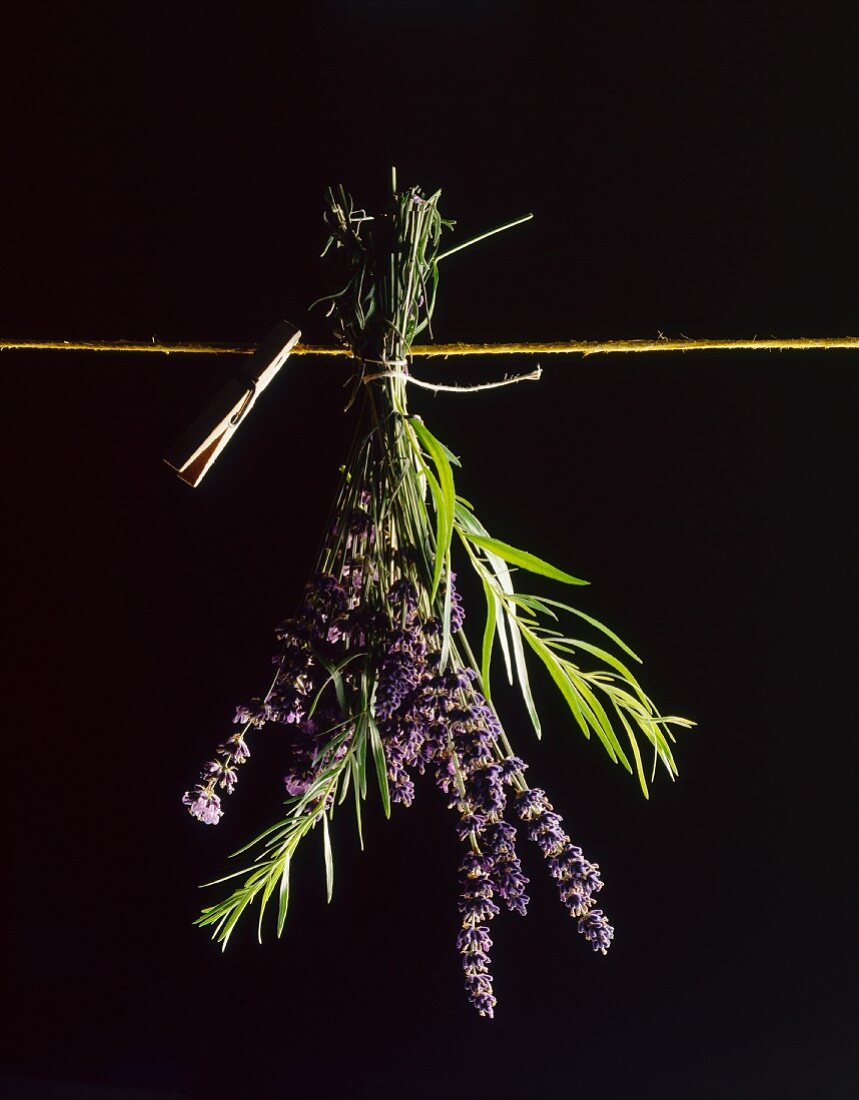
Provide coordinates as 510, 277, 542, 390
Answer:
182, 176, 692, 1017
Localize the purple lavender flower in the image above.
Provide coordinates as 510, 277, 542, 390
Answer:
515, 786, 610, 928
183, 729, 252, 824
464, 975, 495, 1018
456, 922, 493, 955
455, 812, 487, 840
481, 819, 517, 854
374, 598, 428, 723
206, 759, 239, 794
466, 815, 530, 918
527, 811, 567, 857
578, 908, 615, 954
457, 880, 500, 923
498, 756, 526, 784
491, 857, 530, 916
233, 699, 267, 727
452, 720, 494, 772
375, 645, 421, 720
183, 567, 361, 824
182, 784, 223, 825
460, 851, 494, 876
283, 774, 312, 797
231, 736, 250, 762
456, 917, 497, 1020
466, 762, 506, 816
387, 758, 416, 806
450, 667, 477, 690
388, 578, 418, 616
448, 573, 465, 633
514, 786, 551, 821
280, 707, 355, 799
348, 506, 374, 540
432, 753, 459, 796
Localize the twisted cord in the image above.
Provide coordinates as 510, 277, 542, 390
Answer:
1, 336, 858, 358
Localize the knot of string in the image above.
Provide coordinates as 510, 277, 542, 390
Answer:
361, 357, 409, 370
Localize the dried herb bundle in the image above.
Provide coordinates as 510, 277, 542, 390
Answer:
183, 175, 692, 1017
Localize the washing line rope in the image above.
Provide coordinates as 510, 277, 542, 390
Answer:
1, 336, 858, 358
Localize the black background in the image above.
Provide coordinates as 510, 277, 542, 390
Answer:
3, 3, 857, 1098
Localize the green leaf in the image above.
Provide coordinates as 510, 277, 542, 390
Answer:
350, 752, 365, 850
228, 816, 297, 859
613, 703, 650, 798
322, 812, 334, 903
356, 718, 368, 799
218, 889, 254, 950
435, 437, 462, 467
435, 211, 534, 263
524, 628, 594, 739
417, 461, 446, 597
369, 717, 390, 819
569, 672, 632, 772
276, 857, 292, 937
455, 506, 513, 682
523, 627, 626, 753
520, 597, 642, 661
509, 593, 559, 620
440, 551, 453, 669
257, 864, 280, 942
506, 608, 542, 737
465, 533, 589, 586
546, 636, 649, 707
492, 588, 513, 684
311, 652, 363, 716
410, 417, 456, 602
337, 763, 352, 805
200, 863, 262, 889
479, 575, 497, 698
472, 555, 514, 684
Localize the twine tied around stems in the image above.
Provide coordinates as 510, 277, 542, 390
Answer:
360, 364, 543, 394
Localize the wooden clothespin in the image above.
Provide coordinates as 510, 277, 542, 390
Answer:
164, 320, 301, 487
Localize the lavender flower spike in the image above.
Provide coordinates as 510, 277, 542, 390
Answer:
456, 919, 497, 1019
183, 732, 251, 823
514, 786, 613, 945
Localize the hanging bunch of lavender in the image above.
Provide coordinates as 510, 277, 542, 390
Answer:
183, 175, 692, 1017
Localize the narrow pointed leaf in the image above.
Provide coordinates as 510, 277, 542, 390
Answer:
548, 637, 650, 707
440, 551, 452, 669
419, 462, 447, 603
350, 753, 365, 850
322, 812, 334, 903
369, 717, 391, 819
571, 673, 632, 772
506, 609, 541, 737
614, 703, 650, 798
410, 418, 456, 602
257, 867, 280, 942
276, 857, 292, 937
480, 575, 497, 698
465, 533, 589, 586
522, 597, 642, 661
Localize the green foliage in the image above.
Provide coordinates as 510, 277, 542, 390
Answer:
456, 504, 693, 794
